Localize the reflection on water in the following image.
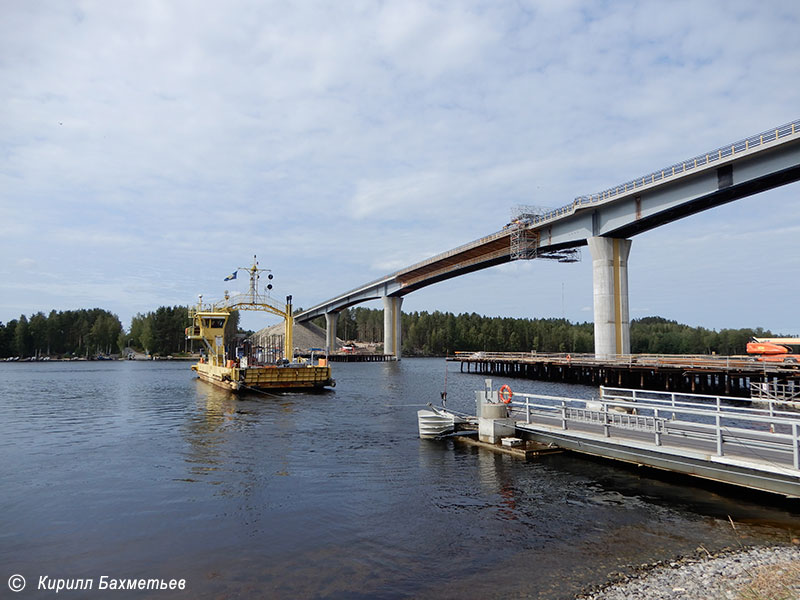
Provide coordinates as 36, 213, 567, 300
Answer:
0, 359, 798, 600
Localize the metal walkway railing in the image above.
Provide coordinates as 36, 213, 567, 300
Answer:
509, 386, 800, 469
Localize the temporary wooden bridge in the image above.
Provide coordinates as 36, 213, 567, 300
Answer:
449, 352, 800, 396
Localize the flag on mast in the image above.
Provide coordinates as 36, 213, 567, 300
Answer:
224, 270, 237, 281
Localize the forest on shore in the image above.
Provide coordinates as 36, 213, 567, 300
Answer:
0, 304, 775, 359
316, 307, 774, 357
0, 307, 194, 359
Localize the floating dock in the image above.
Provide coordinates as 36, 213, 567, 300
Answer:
449, 352, 800, 396
452, 436, 562, 459
421, 380, 800, 497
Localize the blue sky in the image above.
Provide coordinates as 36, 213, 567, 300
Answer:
2, 0, 799, 337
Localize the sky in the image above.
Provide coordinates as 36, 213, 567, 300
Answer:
2, 0, 800, 337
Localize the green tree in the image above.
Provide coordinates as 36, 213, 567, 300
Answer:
28, 312, 47, 357
0, 320, 17, 358
14, 314, 31, 357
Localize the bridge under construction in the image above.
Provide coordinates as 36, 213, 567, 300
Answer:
297, 119, 800, 361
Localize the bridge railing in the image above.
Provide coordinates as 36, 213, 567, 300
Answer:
504, 119, 800, 232
434, 119, 800, 245
571, 119, 800, 208
400, 118, 800, 270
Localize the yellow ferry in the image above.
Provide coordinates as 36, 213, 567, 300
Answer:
186, 257, 334, 393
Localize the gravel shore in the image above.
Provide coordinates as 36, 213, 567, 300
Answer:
578, 545, 800, 600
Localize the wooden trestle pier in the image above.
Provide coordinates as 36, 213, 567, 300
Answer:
449, 352, 800, 396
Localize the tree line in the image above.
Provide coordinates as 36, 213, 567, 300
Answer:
0, 306, 243, 359
0, 304, 775, 359
0, 309, 124, 358
317, 308, 774, 357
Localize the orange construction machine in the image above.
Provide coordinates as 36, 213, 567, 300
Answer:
746, 338, 800, 364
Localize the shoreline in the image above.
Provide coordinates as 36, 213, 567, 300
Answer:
577, 544, 800, 600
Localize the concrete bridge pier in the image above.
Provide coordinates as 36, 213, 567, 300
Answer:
324, 312, 338, 354
383, 296, 403, 359
588, 237, 632, 359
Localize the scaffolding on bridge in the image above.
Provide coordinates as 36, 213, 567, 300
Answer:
509, 205, 581, 263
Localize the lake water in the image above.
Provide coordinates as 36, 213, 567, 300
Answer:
1, 359, 798, 599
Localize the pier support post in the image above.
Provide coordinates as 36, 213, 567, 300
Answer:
324, 312, 338, 354
383, 296, 403, 359
588, 237, 632, 359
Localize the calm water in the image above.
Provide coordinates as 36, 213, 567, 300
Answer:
1, 359, 798, 599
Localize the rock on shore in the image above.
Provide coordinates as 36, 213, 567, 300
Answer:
578, 545, 800, 600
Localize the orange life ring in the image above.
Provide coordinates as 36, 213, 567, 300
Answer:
566, 354, 572, 361
499, 384, 513, 404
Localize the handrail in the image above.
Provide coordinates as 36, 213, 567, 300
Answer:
508, 389, 800, 424
599, 387, 800, 421
505, 387, 800, 466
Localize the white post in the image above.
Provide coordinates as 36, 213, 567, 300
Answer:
654, 408, 661, 446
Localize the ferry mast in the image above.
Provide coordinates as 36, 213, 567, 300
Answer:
187, 256, 294, 366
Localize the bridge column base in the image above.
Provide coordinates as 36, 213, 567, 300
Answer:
383, 296, 403, 359
324, 312, 338, 354
588, 237, 631, 359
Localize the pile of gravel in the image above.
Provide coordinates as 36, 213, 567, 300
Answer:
578, 545, 800, 600
251, 321, 330, 353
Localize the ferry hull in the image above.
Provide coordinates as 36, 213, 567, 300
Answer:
192, 362, 334, 392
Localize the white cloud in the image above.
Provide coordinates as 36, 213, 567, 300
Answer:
1, 0, 799, 331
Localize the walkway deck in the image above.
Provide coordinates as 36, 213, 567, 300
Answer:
504, 386, 800, 497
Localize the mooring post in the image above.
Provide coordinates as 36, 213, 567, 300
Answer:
654, 408, 661, 446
